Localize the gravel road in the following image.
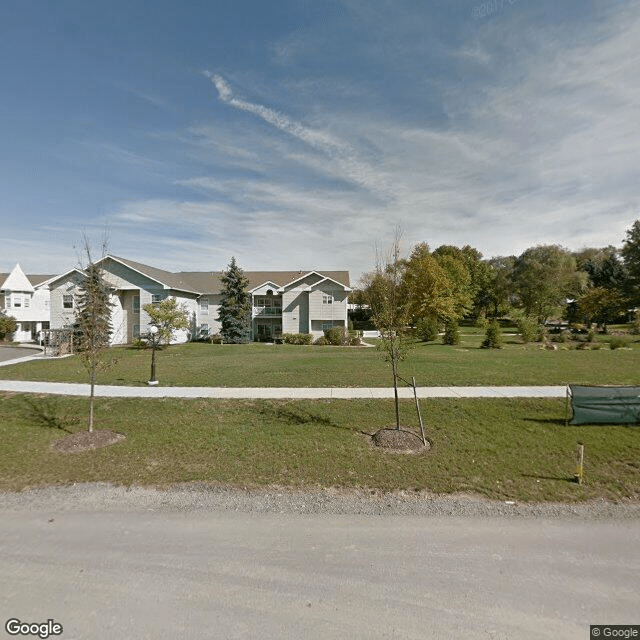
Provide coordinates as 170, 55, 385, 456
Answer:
2, 484, 639, 640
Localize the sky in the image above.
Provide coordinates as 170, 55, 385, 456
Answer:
2, 0, 639, 282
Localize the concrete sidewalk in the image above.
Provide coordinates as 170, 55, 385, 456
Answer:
0, 347, 567, 398
0, 379, 567, 398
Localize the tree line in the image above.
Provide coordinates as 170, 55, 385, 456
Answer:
356, 220, 640, 334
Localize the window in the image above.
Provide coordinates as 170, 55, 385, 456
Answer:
13, 297, 21, 308
133, 324, 140, 339
322, 294, 333, 305
63, 295, 74, 309
133, 296, 140, 313
200, 323, 210, 337
24, 297, 30, 308
151, 294, 162, 304
199, 297, 209, 313
255, 296, 281, 308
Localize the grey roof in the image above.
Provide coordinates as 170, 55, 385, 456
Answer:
0, 273, 56, 289
106, 256, 350, 295
105, 256, 202, 293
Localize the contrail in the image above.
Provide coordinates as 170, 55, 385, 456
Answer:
203, 72, 394, 201
204, 72, 340, 154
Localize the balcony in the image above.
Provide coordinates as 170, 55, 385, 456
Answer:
253, 306, 282, 317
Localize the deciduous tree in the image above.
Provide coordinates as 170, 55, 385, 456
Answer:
362, 233, 410, 430
402, 243, 472, 324
511, 245, 586, 322
143, 298, 190, 345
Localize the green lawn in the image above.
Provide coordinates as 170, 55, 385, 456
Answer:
1, 335, 639, 387
1, 393, 638, 502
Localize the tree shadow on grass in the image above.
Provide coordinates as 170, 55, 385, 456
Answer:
255, 402, 373, 436
16, 396, 78, 433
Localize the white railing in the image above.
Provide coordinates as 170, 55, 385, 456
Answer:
253, 306, 282, 316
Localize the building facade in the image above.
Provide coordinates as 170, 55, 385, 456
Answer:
0, 264, 53, 342
46, 256, 350, 344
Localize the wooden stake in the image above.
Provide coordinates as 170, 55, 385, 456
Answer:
412, 376, 427, 447
574, 442, 584, 484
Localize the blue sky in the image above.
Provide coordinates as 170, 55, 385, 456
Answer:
2, 0, 639, 281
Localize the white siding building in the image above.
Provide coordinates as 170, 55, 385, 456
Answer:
47, 256, 351, 344
0, 264, 53, 342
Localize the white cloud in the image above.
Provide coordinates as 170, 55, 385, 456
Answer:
89, 4, 640, 280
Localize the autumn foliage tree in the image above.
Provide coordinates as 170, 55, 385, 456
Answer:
402, 243, 472, 326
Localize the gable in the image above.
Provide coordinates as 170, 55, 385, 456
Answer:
1, 264, 34, 292
250, 281, 281, 295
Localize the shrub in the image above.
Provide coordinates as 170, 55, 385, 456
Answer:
536, 325, 549, 343
517, 317, 538, 343
442, 320, 460, 346
282, 333, 314, 345
609, 336, 627, 350
551, 330, 571, 344
481, 320, 502, 349
130, 338, 149, 350
416, 318, 439, 342
314, 336, 329, 345
324, 326, 349, 346
0, 313, 17, 341
209, 334, 224, 344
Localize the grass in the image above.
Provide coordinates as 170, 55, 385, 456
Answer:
1, 334, 640, 387
1, 392, 638, 502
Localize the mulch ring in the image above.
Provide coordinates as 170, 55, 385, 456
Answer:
371, 427, 430, 454
51, 430, 125, 453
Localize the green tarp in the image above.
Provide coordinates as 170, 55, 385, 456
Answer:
568, 385, 640, 425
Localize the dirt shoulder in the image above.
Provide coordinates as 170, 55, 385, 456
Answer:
1, 482, 639, 519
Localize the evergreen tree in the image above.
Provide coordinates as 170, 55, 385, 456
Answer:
481, 320, 503, 349
75, 258, 114, 432
217, 257, 252, 343
442, 319, 460, 345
